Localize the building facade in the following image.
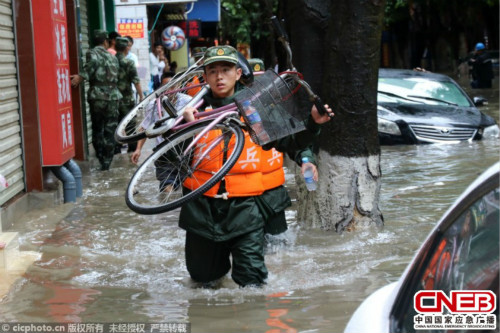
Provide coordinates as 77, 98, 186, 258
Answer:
0, 0, 220, 230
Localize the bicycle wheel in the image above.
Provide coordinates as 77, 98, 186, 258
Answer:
115, 68, 205, 144
125, 119, 244, 214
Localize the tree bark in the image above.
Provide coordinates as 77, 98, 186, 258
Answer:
283, 0, 385, 231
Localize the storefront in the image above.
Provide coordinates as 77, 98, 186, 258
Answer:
114, 0, 220, 93
0, 0, 99, 212
0, 0, 221, 212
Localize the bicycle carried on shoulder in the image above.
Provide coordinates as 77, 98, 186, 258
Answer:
117, 16, 329, 215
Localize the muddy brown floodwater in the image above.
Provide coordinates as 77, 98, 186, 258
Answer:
0, 75, 498, 333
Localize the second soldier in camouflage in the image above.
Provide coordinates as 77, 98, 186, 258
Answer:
115, 37, 143, 153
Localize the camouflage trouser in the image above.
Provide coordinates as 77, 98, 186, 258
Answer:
117, 99, 137, 152
185, 228, 268, 287
89, 99, 119, 169
118, 98, 135, 119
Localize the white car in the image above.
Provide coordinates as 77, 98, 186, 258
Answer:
345, 162, 499, 333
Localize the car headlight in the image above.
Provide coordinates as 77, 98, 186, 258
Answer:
482, 124, 500, 139
378, 118, 401, 135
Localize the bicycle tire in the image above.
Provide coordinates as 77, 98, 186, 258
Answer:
115, 68, 205, 144
125, 119, 244, 214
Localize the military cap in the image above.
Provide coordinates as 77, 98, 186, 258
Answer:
94, 29, 108, 39
248, 58, 265, 72
193, 47, 207, 61
116, 37, 129, 49
193, 46, 207, 55
203, 45, 238, 67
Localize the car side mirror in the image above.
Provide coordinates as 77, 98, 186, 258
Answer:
473, 96, 488, 106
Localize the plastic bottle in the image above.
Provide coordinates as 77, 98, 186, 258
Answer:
120, 144, 128, 154
302, 157, 317, 191
241, 100, 271, 143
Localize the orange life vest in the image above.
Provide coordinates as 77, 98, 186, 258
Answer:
183, 128, 285, 198
186, 76, 202, 97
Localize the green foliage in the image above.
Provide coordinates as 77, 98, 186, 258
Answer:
220, 0, 278, 44
384, 0, 409, 26
384, 0, 498, 26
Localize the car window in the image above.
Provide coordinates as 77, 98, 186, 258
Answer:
378, 78, 472, 107
396, 186, 499, 332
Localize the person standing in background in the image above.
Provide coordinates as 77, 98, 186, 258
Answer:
107, 31, 121, 56
169, 61, 178, 74
469, 42, 494, 89
125, 36, 139, 68
150, 43, 167, 90
158, 48, 169, 76
125, 36, 140, 103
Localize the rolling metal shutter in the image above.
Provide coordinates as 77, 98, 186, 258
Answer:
0, 0, 23, 206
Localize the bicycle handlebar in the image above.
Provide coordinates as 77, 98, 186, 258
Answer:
312, 95, 329, 116
271, 16, 288, 41
271, 16, 294, 71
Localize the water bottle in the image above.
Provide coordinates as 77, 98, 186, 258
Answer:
241, 101, 270, 143
120, 144, 129, 154
302, 157, 317, 191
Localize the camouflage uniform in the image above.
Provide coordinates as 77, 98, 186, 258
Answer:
115, 38, 141, 151
116, 48, 141, 152
80, 43, 122, 170
116, 53, 140, 115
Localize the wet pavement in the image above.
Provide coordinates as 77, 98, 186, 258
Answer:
0, 76, 498, 332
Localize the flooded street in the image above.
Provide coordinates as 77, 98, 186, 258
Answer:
0, 78, 498, 332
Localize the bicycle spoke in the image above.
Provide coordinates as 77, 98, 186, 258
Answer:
126, 120, 244, 214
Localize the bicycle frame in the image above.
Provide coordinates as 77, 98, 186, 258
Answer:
144, 78, 242, 167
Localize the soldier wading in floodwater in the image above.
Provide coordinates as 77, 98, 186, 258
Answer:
71, 29, 122, 170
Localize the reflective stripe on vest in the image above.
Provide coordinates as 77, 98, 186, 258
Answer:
183, 129, 285, 197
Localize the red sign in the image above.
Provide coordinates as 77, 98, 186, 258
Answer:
414, 290, 497, 314
32, 0, 75, 166
179, 20, 201, 38
118, 19, 144, 38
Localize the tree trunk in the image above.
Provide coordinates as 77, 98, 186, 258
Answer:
282, 0, 385, 231
254, 0, 278, 70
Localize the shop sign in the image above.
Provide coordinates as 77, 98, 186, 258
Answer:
118, 18, 145, 38
178, 20, 201, 38
32, 0, 75, 166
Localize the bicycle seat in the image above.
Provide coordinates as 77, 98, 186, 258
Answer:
237, 52, 254, 85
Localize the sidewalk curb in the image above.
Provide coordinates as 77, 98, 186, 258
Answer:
0, 187, 74, 301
